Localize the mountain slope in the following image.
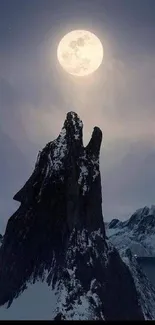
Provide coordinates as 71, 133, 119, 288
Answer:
117, 247, 155, 320
106, 206, 155, 257
0, 112, 150, 320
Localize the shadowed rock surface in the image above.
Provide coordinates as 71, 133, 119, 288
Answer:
0, 112, 144, 320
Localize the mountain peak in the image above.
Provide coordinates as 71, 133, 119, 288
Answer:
107, 204, 155, 258
0, 112, 145, 320
64, 111, 83, 145
0, 111, 105, 307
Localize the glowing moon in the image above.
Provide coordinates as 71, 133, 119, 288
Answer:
57, 30, 104, 76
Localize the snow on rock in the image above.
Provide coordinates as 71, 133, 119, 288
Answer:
117, 248, 155, 320
78, 156, 89, 195
77, 152, 100, 195
0, 112, 151, 320
53, 282, 96, 320
106, 205, 155, 257
51, 227, 145, 320
106, 227, 151, 257
106, 206, 155, 320
70, 111, 83, 138
49, 128, 67, 170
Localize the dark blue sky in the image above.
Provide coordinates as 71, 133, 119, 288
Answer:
0, 0, 155, 233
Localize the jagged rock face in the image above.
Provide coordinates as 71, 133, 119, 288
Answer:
126, 206, 155, 234
109, 206, 155, 235
0, 112, 144, 320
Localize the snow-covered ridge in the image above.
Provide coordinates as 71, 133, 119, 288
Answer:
106, 205, 155, 257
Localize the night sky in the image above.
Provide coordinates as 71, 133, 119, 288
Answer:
0, 0, 155, 233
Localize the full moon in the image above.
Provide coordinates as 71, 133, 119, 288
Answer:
57, 30, 104, 77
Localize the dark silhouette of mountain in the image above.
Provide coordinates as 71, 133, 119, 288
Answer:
0, 112, 145, 320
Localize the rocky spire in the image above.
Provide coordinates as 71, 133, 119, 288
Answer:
0, 112, 144, 320
13, 111, 104, 234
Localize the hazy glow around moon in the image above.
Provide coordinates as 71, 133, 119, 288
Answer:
57, 30, 104, 76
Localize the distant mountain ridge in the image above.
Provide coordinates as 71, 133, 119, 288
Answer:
106, 205, 155, 257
